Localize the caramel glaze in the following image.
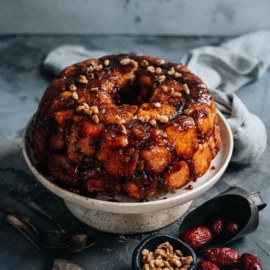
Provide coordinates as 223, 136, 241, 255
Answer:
32, 54, 221, 199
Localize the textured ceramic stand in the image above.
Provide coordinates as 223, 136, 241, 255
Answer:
65, 200, 192, 234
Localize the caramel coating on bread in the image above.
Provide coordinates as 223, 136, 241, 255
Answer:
32, 54, 220, 199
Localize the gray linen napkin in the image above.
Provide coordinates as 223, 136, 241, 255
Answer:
43, 32, 268, 164
181, 31, 269, 164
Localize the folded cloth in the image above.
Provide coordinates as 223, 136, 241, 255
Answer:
43, 31, 269, 164
43, 45, 110, 74
181, 31, 269, 163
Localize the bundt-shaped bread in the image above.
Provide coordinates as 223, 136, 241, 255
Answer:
32, 54, 221, 199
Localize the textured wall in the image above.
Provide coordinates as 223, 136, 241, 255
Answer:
0, 0, 270, 35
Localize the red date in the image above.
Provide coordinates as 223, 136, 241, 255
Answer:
209, 214, 226, 237
204, 247, 240, 268
181, 226, 212, 250
197, 260, 220, 270
224, 220, 239, 237
240, 253, 263, 270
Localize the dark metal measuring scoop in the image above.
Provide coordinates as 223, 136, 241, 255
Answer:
179, 186, 267, 252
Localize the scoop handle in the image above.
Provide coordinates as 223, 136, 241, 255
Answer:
249, 191, 267, 211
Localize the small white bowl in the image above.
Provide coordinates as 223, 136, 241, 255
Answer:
22, 111, 233, 234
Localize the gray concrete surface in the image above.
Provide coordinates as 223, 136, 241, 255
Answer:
0, 35, 269, 270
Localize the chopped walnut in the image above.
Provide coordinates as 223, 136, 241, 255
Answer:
183, 84, 190, 94
90, 87, 99, 93
69, 84, 77, 91
130, 59, 138, 68
104, 59, 110, 66
90, 106, 99, 114
147, 66, 155, 73
158, 115, 169, 123
71, 91, 78, 100
167, 67, 175, 76
174, 72, 182, 78
155, 67, 162, 74
119, 124, 127, 134
120, 58, 131, 65
140, 60, 149, 67
141, 241, 193, 270
156, 59, 166, 66
158, 75, 166, 83
92, 114, 99, 123
76, 105, 85, 112
78, 75, 88, 84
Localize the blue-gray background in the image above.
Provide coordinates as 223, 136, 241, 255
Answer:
0, 0, 270, 35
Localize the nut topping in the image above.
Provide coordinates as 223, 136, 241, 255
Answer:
115, 115, 126, 124
161, 85, 168, 92
147, 66, 155, 73
130, 59, 138, 68
93, 64, 103, 71
119, 124, 127, 134
88, 66, 94, 72
174, 72, 182, 78
92, 114, 99, 123
90, 106, 99, 114
84, 108, 93, 115
83, 103, 89, 108
158, 75, 166, 83
104, 59, 110, 66
76, 105, 85, 112
149, 119, 157, 126
155, 67, 162, 74
139, 116, 150, 123
158, 115, 169, 123
69, 84, 77, 91
183, 83, 190, 94
90, 87, 99, 93
156, 59, 165, 66
172, 92, 181, 98
140, 59, 149, 67
78, 75, 88, 84
167, 67, 175, 76
120, 58, 131, 65
71, 91, 78, 100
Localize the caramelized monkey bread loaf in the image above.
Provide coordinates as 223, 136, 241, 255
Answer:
33, 54, 221, 199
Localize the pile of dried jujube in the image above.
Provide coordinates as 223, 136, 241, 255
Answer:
180, 212, 263, 269
197, 248, 262, 270
181, 212, 241, 250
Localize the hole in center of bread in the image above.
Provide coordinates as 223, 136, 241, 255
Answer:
114, 84, 154, 106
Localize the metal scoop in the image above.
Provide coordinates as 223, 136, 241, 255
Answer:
179, 186, 267, 252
